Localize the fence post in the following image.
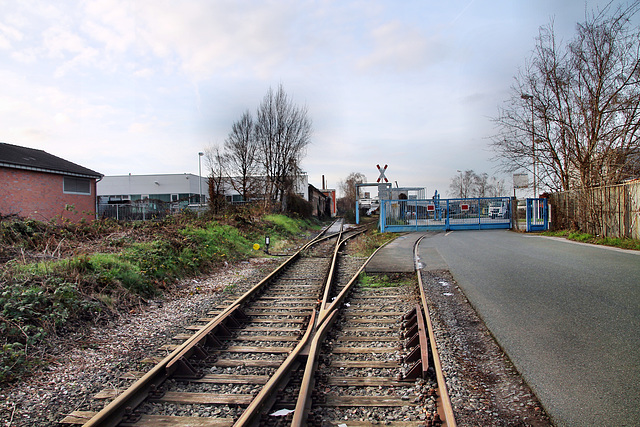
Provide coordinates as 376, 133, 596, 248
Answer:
445, 199, 450, 230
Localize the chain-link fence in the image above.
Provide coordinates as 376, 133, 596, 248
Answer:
97, 203, 172, 221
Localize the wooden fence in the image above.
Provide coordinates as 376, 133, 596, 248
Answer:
548, 179, 640, 239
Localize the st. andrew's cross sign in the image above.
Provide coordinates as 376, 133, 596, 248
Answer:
376, 164, 388, 183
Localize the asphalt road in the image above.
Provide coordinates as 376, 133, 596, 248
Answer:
418, 230, 640, 427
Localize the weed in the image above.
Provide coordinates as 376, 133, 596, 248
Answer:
350, 230, 396, 257
0, 211, 324, 384
358, 272, 402, 288
223, 284, 237, 293
542, 229, 640, 250
264, 214, 303, 235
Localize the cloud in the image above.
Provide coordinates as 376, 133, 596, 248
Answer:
128, 1, 299, 80
43, 26, 86, 58
356, 20, 448, 72
0, 22, 23, 49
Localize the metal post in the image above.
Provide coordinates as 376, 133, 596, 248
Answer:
521, 94, 536, 197
445, 199, 450, 230
198, 152, 204, 206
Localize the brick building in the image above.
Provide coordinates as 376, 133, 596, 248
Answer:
0, 143, 103, 222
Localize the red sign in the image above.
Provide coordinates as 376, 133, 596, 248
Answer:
461, 204, 469, 211
427, 205, 435, 211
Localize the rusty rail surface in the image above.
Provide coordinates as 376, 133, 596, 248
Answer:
82, 222, 336, 427
233, 310, 317, 427
402, 304, 431, 380
319, 227, 366, 314
292, 242, 390, 426
234, 225, 366, 426
414, 235, 457, 427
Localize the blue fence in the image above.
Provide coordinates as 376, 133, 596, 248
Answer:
379, 197, 513, 232
526, 198, 549, 232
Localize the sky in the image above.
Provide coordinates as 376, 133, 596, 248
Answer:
0, 0, 625, 197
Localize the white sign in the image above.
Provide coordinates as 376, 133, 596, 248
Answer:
513, 173, 529, 189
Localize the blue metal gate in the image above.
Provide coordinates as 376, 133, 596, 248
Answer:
379, 197, 512, 232
526, 198, 548, 232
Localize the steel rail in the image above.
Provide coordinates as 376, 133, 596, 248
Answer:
318, 227, 366, 315
289, 309, 339, 426
317, 229, 375, 325
82, 222, 335, 427
232, 224, 364, 425
232, 310, 317, 427
292, 242, 391, 426
414, 235, 457, 427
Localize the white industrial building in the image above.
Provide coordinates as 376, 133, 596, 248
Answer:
97, 173, 311, 207
97, 173, 209, 206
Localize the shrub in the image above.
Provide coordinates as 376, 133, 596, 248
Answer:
0, 277, 99, 382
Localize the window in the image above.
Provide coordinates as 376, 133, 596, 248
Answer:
63, 177, 91, 194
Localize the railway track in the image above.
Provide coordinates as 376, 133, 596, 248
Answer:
61, 224, 456, 426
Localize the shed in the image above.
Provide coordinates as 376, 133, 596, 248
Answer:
0, 142, 102, 222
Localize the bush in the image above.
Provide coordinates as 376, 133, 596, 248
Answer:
264, 214, 304, 235
286, 194, 313, 218
0, 277, 99, 382
0, 211, 324, 384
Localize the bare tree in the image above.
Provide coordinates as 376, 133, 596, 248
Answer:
255, 84, 312, 211
488, 176, 506, 197
204, 144, 227, 213
449, 170, 507, 197
339, 172, 367, 204
473, 172, 490, 197
337, 172, 367, 216
449, 170, 476, 197
224, 110, 259, 202
492, 3, 640, 192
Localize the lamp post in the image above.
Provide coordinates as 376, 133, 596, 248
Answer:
198, 152, 204, 206
521, 93, 536, 197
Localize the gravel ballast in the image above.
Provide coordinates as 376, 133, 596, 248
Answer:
0, 258, 279, 427
2, 249, 554, 426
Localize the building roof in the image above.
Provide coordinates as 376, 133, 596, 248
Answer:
0, 142, 102, 178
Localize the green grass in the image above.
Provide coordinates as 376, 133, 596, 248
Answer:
358, 272, 412, 288
542, 230, 640, 250
350, 230, 396, 257
0, 211, 323, 384
264, 214, 305, 235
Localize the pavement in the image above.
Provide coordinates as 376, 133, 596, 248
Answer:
365, 232, 426, 273
367, 230, 640, 427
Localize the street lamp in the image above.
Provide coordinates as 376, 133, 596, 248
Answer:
198, 152, 204, 206
521, 93, 536, 198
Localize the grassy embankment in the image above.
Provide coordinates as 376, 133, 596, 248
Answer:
0, 210, 321, 384
541, 229, 640, 251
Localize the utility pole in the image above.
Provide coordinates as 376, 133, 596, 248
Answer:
521, 94, 536, 197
